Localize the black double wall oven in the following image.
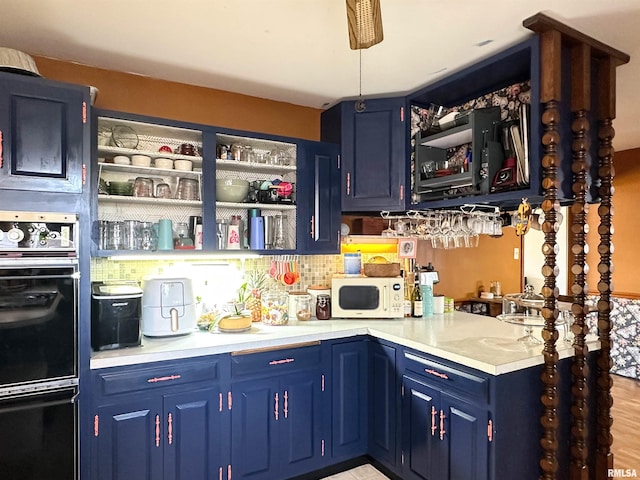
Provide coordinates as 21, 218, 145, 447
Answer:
0, 211, 80, 480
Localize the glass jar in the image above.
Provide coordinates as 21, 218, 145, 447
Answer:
230, 144, 243, 161
241, 145, 255, 163
262, 292, 289, 325
307, 285, 330, 317
316, 294, 331, 320
293, 294, 312, 321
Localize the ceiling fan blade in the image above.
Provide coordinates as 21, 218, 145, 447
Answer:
346, 0, 384, 50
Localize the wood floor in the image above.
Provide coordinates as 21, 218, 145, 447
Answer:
612, 373, 640, 471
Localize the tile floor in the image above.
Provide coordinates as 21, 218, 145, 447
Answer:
321, 464, 390, 480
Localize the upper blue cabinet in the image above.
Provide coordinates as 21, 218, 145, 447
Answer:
0, 72, 88, 195
92, 108, 340, 256
408, 37, 545, 209
321, 97, 408, 213
297, 140, 341, 254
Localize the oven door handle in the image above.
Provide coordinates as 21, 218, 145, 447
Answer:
0, 274, 78, 281
0, 392, 76, 414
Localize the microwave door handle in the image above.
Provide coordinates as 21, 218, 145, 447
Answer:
383, 285, 388, 311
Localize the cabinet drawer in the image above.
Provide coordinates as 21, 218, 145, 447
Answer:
231, 342, 322, 377
96, 359, 221, 397
403, 350, 489, 401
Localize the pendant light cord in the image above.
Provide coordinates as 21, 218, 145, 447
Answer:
355, 49, 366, 112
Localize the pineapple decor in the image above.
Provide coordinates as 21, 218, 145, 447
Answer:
246, 269, 267, 322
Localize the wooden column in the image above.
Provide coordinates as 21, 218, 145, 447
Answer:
538, 27, 563, 480
524, 11, 629, 480
569, 42, 591, 480
595, 56, 616, 480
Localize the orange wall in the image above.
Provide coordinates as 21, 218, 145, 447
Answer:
586, 147, 640, 297
34, 56, 322, 141
416, 232, 523, 299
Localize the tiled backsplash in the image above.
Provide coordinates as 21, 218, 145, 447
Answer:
91, 252, 400, 296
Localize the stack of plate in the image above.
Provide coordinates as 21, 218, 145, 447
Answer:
108, 181, 133, 196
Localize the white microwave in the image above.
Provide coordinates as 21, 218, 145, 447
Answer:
331, 276, 405, 318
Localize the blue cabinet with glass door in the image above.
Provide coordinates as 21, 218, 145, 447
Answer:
321, 97, 408, 213
0, 71, 88, 195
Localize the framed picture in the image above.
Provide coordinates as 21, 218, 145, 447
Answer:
398, 237, 417, 259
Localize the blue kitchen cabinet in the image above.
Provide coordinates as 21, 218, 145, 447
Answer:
90, 358, 228, 480
368, 341, 400, 473
0, 71, 88, 195
93, 397, 163, 480
402, 375, 488, 480
330, 338, 369, 460
402, 349, 489, 480
321, 97, 408, 212
297, 140, 341, 253
230, 344, 326, 480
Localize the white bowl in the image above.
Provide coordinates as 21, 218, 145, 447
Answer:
174, 159, 193, 171
154, 158, 173, 169
216, 178, 249, 202
113, 155, 130, 165
131, 154, 151, 167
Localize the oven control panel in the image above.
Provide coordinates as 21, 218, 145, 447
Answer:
0, 211, 78, 253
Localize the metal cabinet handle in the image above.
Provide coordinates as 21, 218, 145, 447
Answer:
487, 419, 493, 442
269, 358, 295, 366
94, 415, 99, 437
346, 172, 351, 195
167, 413, 173, 445
425, 368, 449, 380
284, 390, 288, 419
431, 406, 437, 436
0, 130, 3, 169
147, 374, 181, 383
310, 215, 315, 239
274, 392, 279, 420
439, 410, 446, 440
155, 415, 160, 447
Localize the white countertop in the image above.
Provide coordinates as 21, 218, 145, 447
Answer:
90, 311, 599, 375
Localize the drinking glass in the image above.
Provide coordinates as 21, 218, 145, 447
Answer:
272, 214, 287, 249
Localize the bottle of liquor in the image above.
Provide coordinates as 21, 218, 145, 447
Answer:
404, 278, 413, 317
412, 280, 423, 318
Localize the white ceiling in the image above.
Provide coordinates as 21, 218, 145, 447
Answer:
2, 0, 640, 150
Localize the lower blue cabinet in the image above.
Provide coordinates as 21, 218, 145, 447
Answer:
368, 341, 400, 473
402, 374, 489, 480
92, 387, 225, 480
90, 358, 228, 480
92, 397, 163, 480
330, 338, 368, 460
230, 348, 326, 480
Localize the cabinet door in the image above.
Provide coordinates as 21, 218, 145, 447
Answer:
278, 371, 324, 478
440, 393, 488, 480
0, 74, 86, 194
340, 98, 407, 212
331, 339, 368, 459
163, 388, 224, 480
402, 376, 442, 480
298, 140, 340, 253
369, 342, 398, 469
230, 378, 278, 480
93, 398, 163, 480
